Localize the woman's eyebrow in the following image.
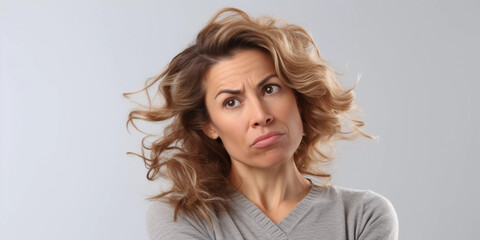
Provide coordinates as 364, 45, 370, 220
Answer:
256, 74, 277, 88
214, 89, 241, 99
214, 74, 277, 99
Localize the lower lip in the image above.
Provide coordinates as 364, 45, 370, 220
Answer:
252, 134, 283, 148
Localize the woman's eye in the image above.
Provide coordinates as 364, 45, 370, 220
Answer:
263, 84, 280, 95
223, 99, 240, 109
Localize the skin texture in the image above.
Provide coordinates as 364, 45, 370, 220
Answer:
203, 49, 311, 224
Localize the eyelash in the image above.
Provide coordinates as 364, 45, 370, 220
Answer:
222, 84, 281, 109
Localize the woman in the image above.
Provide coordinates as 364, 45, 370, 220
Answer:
125, 8, 398, 240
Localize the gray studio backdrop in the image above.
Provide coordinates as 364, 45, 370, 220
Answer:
1, 1, 479, 239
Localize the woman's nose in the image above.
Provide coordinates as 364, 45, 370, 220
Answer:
249, 98, 273, 127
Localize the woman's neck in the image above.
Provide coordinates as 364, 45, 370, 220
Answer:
227, 158, 311, 215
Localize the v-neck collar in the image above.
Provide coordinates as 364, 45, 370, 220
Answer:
228, 179, 326, 239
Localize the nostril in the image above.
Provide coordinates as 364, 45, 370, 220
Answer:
266, 116, 273, 124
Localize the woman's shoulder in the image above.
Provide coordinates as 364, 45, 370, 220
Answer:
316, 184, 397, 217
317, 185, 399, 239
145, 200, 211, 240
326, 185, 395, 208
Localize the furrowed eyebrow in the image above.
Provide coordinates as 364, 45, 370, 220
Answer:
214, 74, 277, 99
214, 89, 241, 99
256, 74, 277, 88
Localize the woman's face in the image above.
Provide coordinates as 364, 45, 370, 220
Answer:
203, 49, 303, 169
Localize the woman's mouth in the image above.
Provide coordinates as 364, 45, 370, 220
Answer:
252, 132, 284, 148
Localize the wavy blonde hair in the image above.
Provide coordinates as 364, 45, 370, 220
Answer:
124, 8, 372, 225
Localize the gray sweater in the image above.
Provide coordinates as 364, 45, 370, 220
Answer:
146, 184, 398, 239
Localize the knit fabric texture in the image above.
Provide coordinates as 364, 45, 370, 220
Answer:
146, 182, 398, 240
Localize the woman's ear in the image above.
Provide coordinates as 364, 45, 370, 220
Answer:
202, 122, 219, 139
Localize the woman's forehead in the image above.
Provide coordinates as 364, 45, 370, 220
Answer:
204, 49, 276, 92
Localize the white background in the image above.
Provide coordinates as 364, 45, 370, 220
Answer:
1, 0, 479, 239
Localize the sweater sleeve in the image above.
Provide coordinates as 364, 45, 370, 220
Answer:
358, 191, 399, 240
145, 201, 211, 240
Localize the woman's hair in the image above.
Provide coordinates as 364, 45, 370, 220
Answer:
124, 8, 372, 225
